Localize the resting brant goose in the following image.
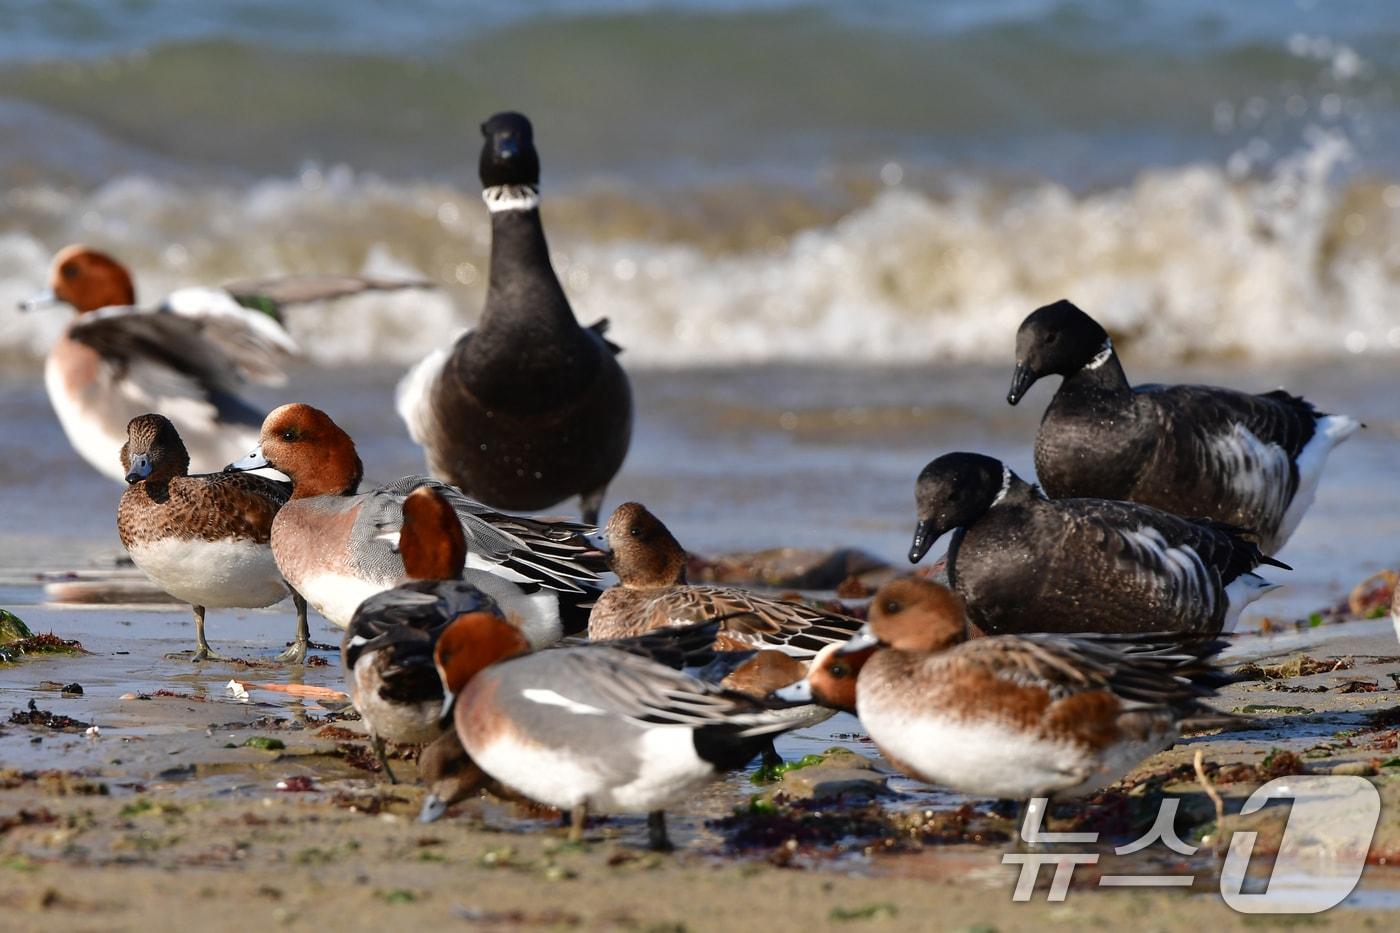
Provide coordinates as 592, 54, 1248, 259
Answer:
1007, 299, 1359, 555
397, 111, 632, 526
908, 452, 1287, 636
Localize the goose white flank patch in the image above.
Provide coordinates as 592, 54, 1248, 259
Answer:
1008, 299, 1360, 555
907, 452, 1287, 636
341, 485, 504, 783
434, 612, 810, 850
115, 413, 308, 663
395, 111, 632, 525
778, 577, 1238, 801
224, 403, 605, 638
589, 501, 865, 656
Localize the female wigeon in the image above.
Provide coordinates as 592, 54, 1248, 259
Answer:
1008, 300, 1360, 555
434, 612, 808, 850
589, 502, 864, 655
116, 414, 309, 662
226, 404, 604, 641
20, 245, 298, 480
775, 578, 1233, 803
342, 486, 502, 782
396, 111, 632, 525
908, 452, 1287, 635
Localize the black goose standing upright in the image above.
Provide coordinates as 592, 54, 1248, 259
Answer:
907, 452, 1286, 636
397, 112, 632, 525
1007, 300, 1359, 555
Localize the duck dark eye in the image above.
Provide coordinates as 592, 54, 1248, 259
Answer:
829, 662, 850, 678
629, 526, 642, 538
280, 429, 298, 442
883, 600, 901, 614
1046, 332, 1059, 344
61, 262, 79, 280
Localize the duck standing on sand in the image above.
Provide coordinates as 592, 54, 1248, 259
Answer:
590, 502, 865, 654
908, 452, 1286, 635
226, 404, 604, 640
116, 414, 309, 662
1007, 299, 1360, 555
775, 577, 1235, 814
342, 486, 502, 782
397, 112, 632, 525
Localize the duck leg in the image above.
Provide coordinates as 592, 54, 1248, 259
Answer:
578, 487, 607, 528
190, 605, 230, 662
275, 591, 310, 664
760, 741, 783, 771
371, 733, 398, 784
646, 810, 674, 852
568, 803, 588, 843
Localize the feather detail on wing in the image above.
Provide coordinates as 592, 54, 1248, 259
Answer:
644, 586, 864, 658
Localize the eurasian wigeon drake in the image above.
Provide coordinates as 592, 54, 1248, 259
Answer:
1008, 300, 1360, 555
116, 414, 308, 662
434, 612, 809, 850
396, 111, 632, 526
589, 502, 865, 655
774, 577, 1234, 803
226, 404, 604, 641
908, 452, 1287, 635
341, 486, 502, 782
20, 245, 298, 481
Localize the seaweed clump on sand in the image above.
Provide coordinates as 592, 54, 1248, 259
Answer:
0, 611, 85, 664
8, 699, 91, 732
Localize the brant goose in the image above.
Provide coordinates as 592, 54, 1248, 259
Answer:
774, 578, 1235, 804
226, 404, 604, 639
341, 486, 502, 782
590, 502, 865, 656
397, 111, 632, 525
908, 452, 1286, 635
434, 612, 812, 850
116, 414, 309, 662
1007, 299, 1360, 554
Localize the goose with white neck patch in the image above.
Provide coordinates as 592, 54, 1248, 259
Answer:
908, 452, 1288, 636
397, 111, 632, 526
1007, 299, 1359, 556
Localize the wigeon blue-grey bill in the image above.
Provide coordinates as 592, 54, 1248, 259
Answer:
396, 111, 632, 526
909, 452, 1286, 636
116, 413, 309, 663
225, 403, 606, 639
1009, 299, 1359, 555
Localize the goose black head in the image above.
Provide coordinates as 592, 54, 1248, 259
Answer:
910, 452, 1010, 563
479, 111, 540, 189
1008, 300, 1111, 404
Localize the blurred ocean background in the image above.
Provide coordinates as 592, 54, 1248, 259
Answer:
0, 0, 1398, 365
0, 0, 1396, 626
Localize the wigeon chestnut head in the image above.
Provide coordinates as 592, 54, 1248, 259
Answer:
589, 502, 865, 657
434, 611, 810, 850
863, 577, 968, 654
19, 244, 298, 481
228, 403, 605, 640
396, 110, 631, 527
774, 576, 1236, 805
1008, 300, 1358, 555
908, 451, 1286, 637
116, 413, 309, 663
341, 486, 501, 783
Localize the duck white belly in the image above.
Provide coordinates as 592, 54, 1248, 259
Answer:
297, 572, 390, 628
467, 725, 711, 814
126, 537, 288, 609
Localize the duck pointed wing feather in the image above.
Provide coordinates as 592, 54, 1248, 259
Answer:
647, 586, 864, 658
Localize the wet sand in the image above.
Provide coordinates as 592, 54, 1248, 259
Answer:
4, 578, 1400, 930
